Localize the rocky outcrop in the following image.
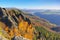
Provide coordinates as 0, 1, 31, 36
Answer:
0, 8, 34, 40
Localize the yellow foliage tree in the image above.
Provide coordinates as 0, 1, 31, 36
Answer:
13, 27, 21, 36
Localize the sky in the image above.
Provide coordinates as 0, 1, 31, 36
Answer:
0, 0, 60, 10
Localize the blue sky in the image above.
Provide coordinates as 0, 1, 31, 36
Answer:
0, 0, 60, 9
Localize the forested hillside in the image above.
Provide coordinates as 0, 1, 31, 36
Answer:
0, 8, 60, 40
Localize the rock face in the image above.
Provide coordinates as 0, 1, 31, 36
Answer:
0, 8, 34, 40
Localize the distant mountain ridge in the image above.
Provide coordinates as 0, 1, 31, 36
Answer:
34, 12, 60, 25
22, 9, 60, 25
